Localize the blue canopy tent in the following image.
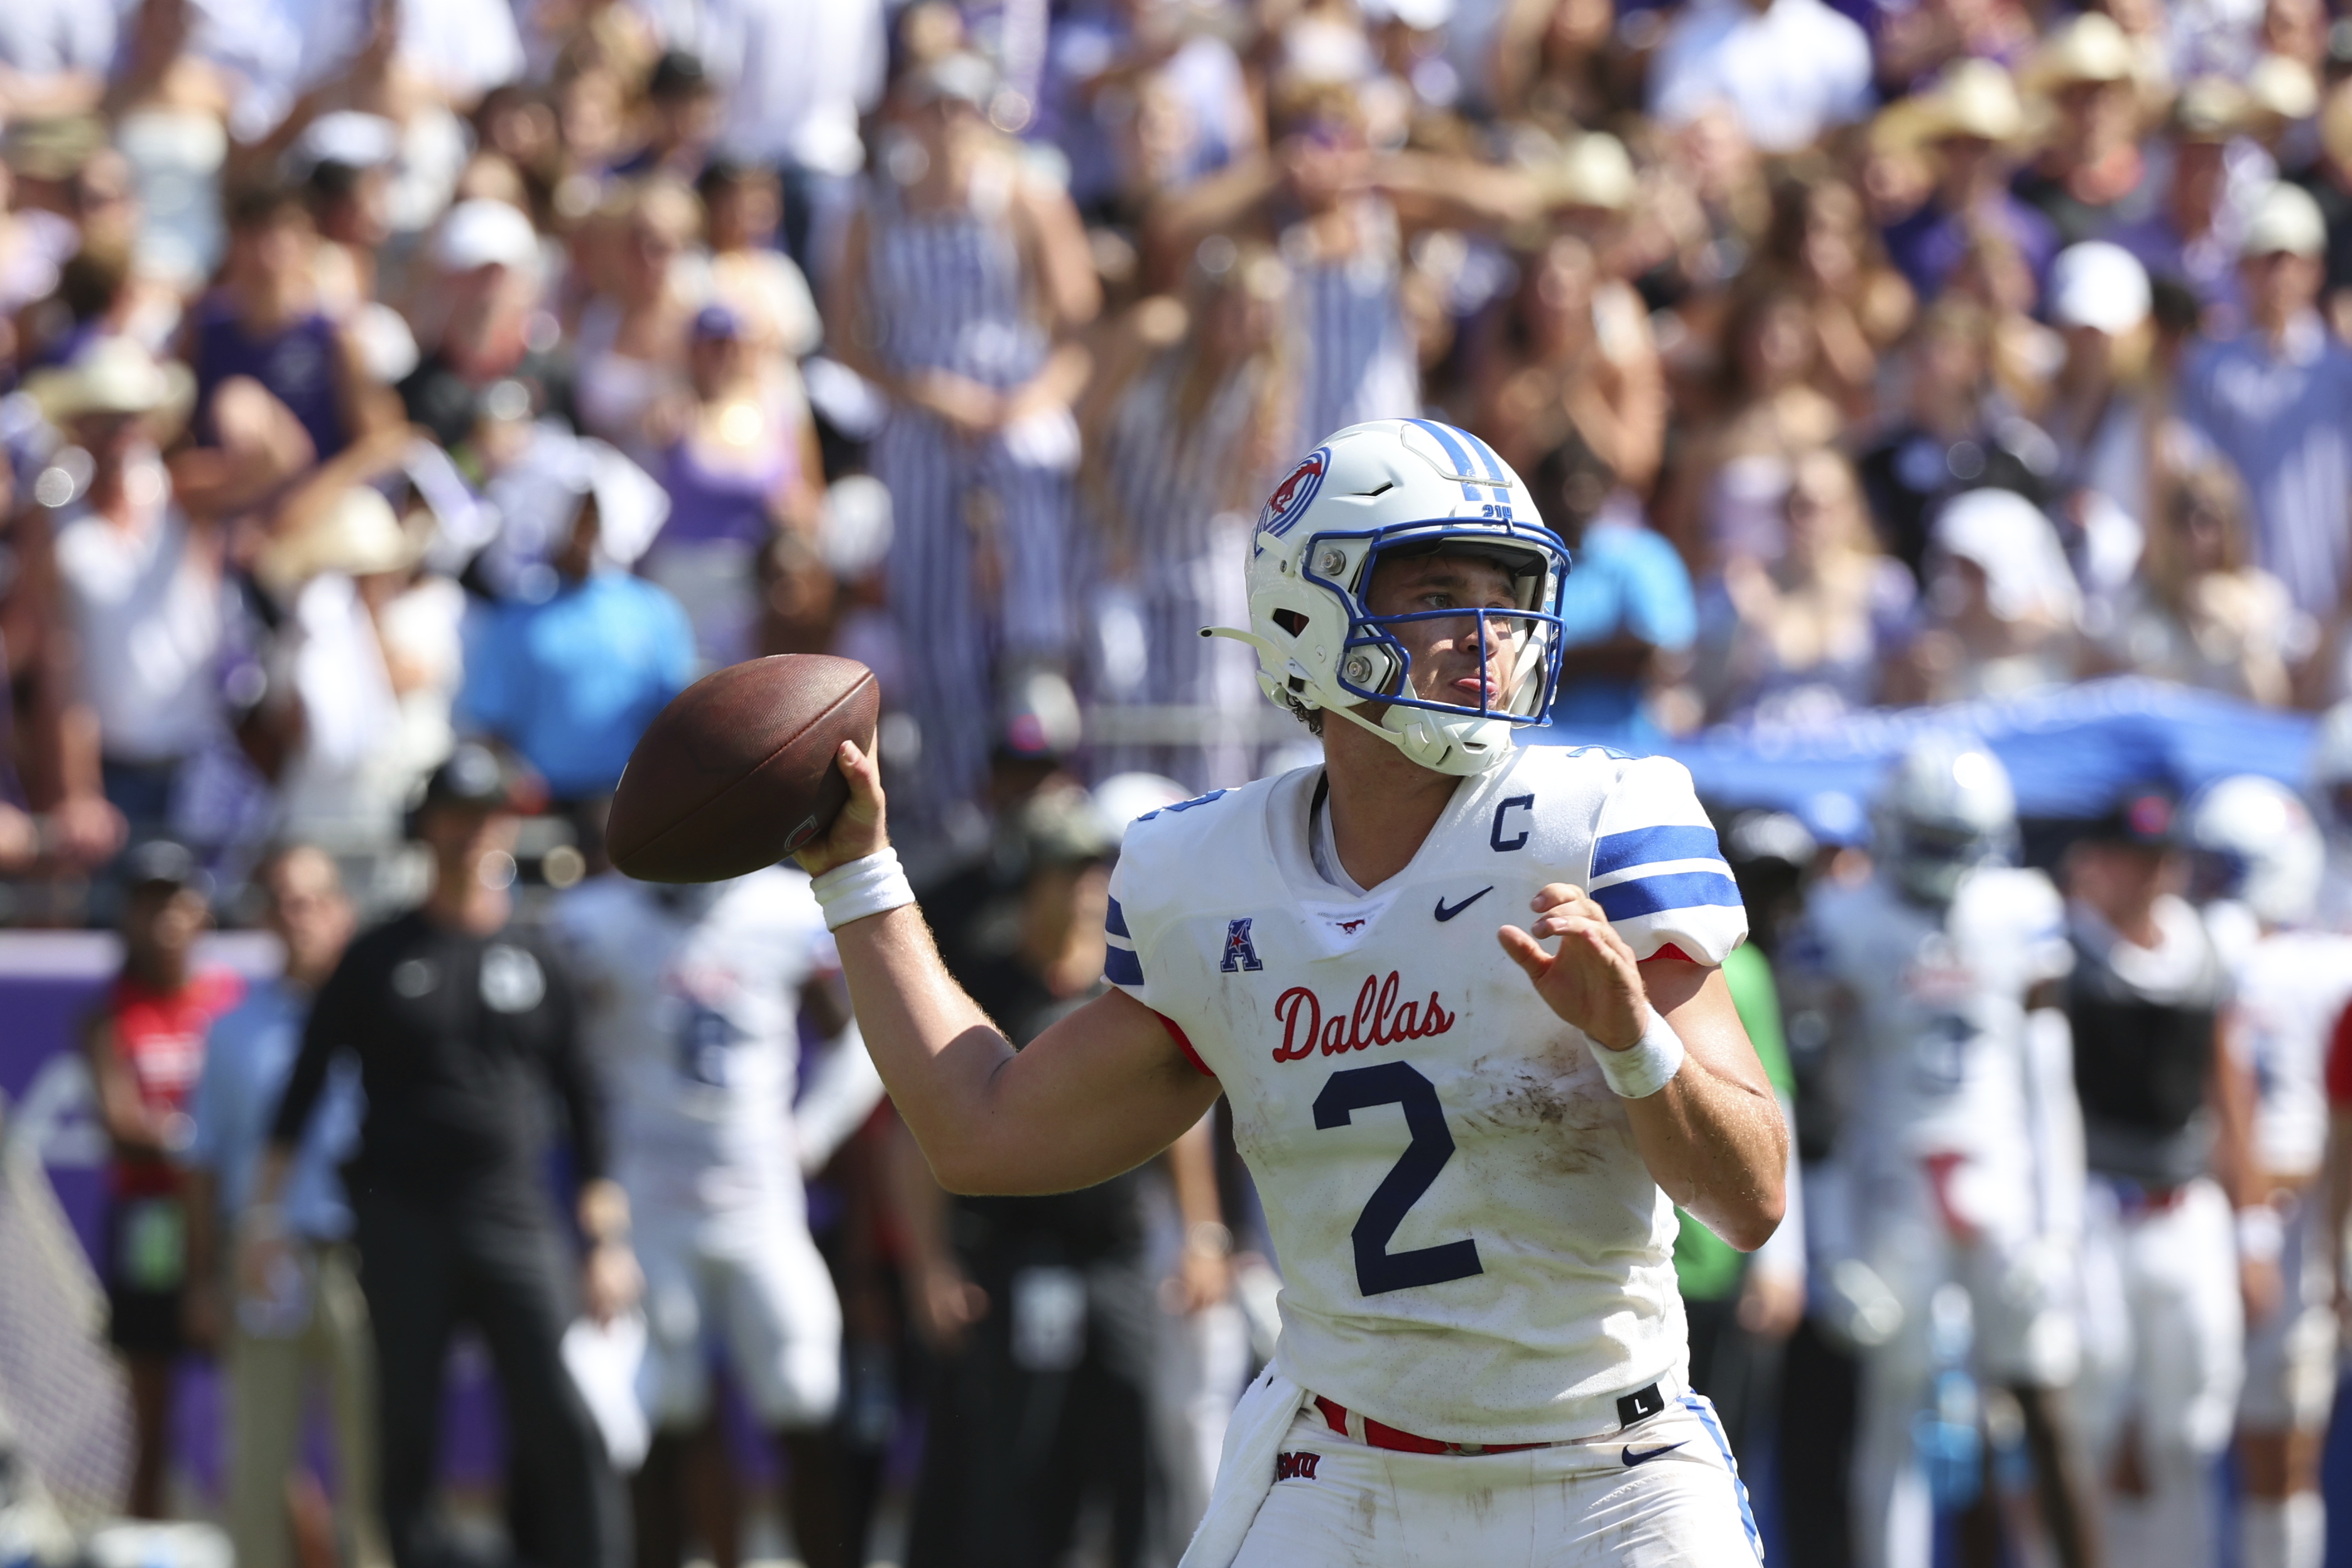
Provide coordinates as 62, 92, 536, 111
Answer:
1537, 678, 2321, 845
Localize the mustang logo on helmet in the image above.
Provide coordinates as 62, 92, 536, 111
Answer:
1259, 448, 1331, 541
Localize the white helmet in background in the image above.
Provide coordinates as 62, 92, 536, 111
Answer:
1875, 734, 2019, 905
1209, 419, 1570, 776
2186, 774, 2323, 927
2311, 700, 2352, 842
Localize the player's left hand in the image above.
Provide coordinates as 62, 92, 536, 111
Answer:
1498, 885, 1647, 1050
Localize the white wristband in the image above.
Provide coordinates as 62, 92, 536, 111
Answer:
810, 847, 915, 932
2237, 1204, 2285, 1265
1593, 1008, 1687, 1099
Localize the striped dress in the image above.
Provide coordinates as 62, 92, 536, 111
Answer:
1086, 349, 1292, 789
858, 163, 1081, 830
1283, 198, 1422, 446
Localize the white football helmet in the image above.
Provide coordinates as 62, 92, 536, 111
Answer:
1208, 419, 1569, 775
1875, 734, 2018, 905
2186, 773, 2323, 927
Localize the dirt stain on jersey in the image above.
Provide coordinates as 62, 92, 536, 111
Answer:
1460, 1053, 1623, 1178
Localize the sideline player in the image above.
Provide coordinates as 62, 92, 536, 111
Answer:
1790, 738, 2097, 1568
2185, 776, 2352, 1568
553, 865, 885, 1568
791, 418, 1787, 1564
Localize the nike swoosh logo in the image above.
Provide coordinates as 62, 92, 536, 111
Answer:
1621, 1442, 1686, 1467
1434, 887, 1494, 922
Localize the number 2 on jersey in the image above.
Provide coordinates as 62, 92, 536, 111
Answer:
1314, 1063, 1484, 1296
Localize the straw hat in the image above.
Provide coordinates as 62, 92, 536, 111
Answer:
257, 486, 431, 596
1540, 132, 1637, 212
2169, 76, 2254, 141
1874, 60, 2031, 151
24, 337, 195, 435
2026, 14, 2136, 90
2246, 54, 2319, 124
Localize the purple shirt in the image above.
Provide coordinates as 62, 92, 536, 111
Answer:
190, 297, 348, 461
1880, 192, 2057, 301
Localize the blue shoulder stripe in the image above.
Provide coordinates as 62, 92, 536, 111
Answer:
1593, 871, 1743, 921
1104, 945, 1145, 986
1592, 825, 1726, 878
1407, 418, 1484, 502
1106, 896, 1130, 939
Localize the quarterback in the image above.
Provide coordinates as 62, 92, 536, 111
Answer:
795, 419, 1787, 1564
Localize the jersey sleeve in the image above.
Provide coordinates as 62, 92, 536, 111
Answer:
1585, 755, 1747, 964
1101, 822, 1217, 1078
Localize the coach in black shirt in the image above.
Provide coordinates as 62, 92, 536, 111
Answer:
250, 746, 637, 1568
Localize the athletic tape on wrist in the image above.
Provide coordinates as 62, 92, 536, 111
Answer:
1594, 1008, 1686, 1099
810, 847, 915, 931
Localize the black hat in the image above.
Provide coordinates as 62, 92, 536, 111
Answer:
416, 743, 523, 815
122, 838, 204, 893
647, 51, 710, 102
2086, 781, 2180, 847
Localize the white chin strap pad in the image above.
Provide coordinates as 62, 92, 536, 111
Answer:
1324, 700, 1512, 776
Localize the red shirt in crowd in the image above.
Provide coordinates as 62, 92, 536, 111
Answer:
2324, 996, 2352, 1113
105, 968, 243, 1197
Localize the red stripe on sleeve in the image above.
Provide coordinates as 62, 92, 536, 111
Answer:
2326, 998, 2352, 1108
1642, 944, 1697, 965
1157, 1011, 1217, 1080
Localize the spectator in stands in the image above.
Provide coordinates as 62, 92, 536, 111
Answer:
1756, 166, 1915, 420
2011, 14, 2150, 248
1471, 229, 1665, 492
1537, 435, 1700, 743
1903, 486, 2084, 701
2105, 81, 2257, 330
1877, 61, 2055, 302
182, 182, 393, 477
185, 846, 389, 1568
254, 745, 637, 1568
2177, 181, 2352, 628
399, 198, 565, 452
2093, 454, 2297, 704
829, 51, 1101, 834
82, 839, 243, 1518
574, 179, 699, 463
695, 160, 823, 364
33, 339, 226, 849
642, 304, 824, 670
1081, 237, 1295, 790
1700, 448, 1918, 723
611, 52, 719, 183
1645, 0, 1875, 155
457, 483, 695, 807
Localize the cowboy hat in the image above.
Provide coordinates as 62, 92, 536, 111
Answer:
256, 484, 432, 596
24, 337, 195, 434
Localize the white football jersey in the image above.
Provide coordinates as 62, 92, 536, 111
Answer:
1104, 746, 1748, 1444
1802, 868, 2071, 1194
2230, 929, 2352, 1179
553, 869, 835, 1213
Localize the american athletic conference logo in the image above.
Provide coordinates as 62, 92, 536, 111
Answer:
1257, 447, 1330, 542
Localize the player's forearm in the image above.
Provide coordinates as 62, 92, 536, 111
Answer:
1618, 975, 1787, 1250
1623, 1062, 1787, 1251
830, 904, 1026, 1187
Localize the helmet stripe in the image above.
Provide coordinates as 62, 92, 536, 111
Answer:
1457, 426, 1510, 485
1406, 418, 1484, 502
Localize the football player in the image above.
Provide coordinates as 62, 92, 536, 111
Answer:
792, 418, 1787, 1565
553, 868, 885, 1568
1789, 736, 2096, 1568
2067, 784, 2249, 1568
2186, 776, 2351, 1568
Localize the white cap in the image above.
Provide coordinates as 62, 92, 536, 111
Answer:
2049, 241, 2151, 334
297, 111, 400, 172
1362, 0, 1454, 29
2241, 181, 2328, 258
433, 199, 542, 273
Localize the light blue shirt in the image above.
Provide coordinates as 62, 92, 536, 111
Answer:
1549, 516, 1697, 742
458, 570, 697, 798
187, 977, 361, 1241
2178, 313, 2352, 618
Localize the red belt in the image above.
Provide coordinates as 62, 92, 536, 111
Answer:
1313, 1396, 1545, 1457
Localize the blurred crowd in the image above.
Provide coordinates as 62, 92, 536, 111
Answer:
11, 0, 2352, 1563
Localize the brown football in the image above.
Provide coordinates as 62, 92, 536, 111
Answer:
607, 655, 879, 883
